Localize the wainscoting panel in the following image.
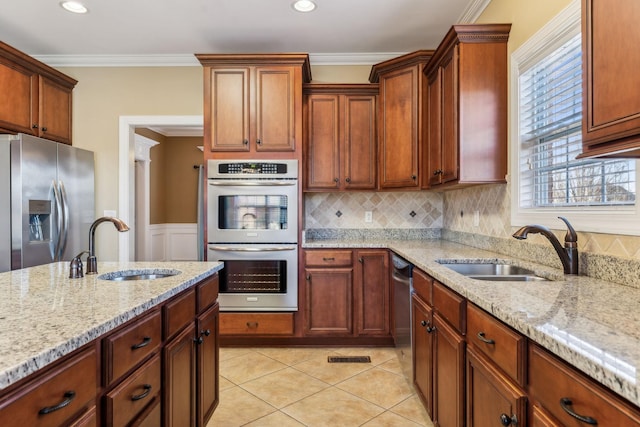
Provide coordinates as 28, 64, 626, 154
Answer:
148, 223, 197, 262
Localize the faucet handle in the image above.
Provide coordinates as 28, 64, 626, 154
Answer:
558, 216, 577, 244
69, 250, 89, 279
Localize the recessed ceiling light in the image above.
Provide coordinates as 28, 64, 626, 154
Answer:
292, 0, 317, 13
60, 1, 88, 14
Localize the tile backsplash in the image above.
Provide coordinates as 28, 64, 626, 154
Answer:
304, 191, 443, 229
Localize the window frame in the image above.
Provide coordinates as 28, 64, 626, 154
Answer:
510, 0, 640, 235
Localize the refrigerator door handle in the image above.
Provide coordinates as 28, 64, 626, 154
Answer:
58, 180, 70, 259
52, 180, 64, 261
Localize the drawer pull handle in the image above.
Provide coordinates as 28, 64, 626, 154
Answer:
559, 398, 597, 425
131, 384, 152, 401
500, 413, 517, 426
247, 321, 259, 328
39, 390, 76, 415
322, 257, 335, 261
131, 336, 152, 350
477, 332, 495, 345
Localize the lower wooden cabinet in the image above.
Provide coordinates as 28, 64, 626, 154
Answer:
164, 323, 197, 426
412, 293, 434, 417
466, 347, 526, 427
303, 249, 390, 338
220, 312, 295, 336
197, 304, 219, 425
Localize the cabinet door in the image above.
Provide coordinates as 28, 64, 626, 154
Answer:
255, 66, 297, 151
426, 69, 443, 187
343, 95, 377, 189
196, 303, 219, 427
39, 76, 72, 145
412, 294, 434, 418
304, 268, 353, 335
354, 250, 389, 335
378, 65, 420, 188
305, 94, 341, 189
440, 47, 459, 184
466, 347, 526, 427
206, 67, 251, 152
164, 323, 196, 427
0, 59, 37, 135
582, 0, 640, 151
433, 313, 465, 427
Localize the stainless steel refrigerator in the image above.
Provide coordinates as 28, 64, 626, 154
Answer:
0, 134, 95, 272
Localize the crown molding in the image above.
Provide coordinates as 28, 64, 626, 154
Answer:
457, 0, 492, 23
33, 52, 406, 67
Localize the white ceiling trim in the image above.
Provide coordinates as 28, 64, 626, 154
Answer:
33, 52, 407, 68
457, 0, 492, 23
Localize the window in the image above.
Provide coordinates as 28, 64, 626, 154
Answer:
511, 0, 639, 235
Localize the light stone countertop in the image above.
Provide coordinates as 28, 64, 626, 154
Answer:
0, 261, 223, 391
304, 238, 640, 408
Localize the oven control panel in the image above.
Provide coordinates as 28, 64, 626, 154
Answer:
208, 159, 298, 179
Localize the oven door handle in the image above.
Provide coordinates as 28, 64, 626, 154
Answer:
209, 181, 296, 187
209, 246, 296, 252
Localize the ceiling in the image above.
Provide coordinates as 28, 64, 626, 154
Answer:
0, 0, 488, 67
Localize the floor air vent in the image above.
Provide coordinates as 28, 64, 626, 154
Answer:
327, 356, 371, 363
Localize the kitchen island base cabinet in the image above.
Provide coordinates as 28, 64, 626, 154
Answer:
412, 293, 434, 417
164, 323, 197, 426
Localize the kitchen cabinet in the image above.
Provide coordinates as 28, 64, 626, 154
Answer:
411, 268, 434, 417
0, 344, 98, 427
423, 24, 510, 189
196, 54, 311, 157
580, 0, 640, 157
303, 84, 378, 190
0, 42, 76, 145
369, 50, 433, 189
528, 343, 640, 426
220, 313, 295, 336
303, 249, 390, 338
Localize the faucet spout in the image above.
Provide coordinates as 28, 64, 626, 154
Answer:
86, 217, 130, 275
512, 216, 578, 275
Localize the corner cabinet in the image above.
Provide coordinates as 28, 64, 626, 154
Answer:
423, 24, 510, 189
580, 0, 640, 157
0, 42, 76, 145
369, 51, 433, 189
303, 84, 378, 191
196, 54, 311, 157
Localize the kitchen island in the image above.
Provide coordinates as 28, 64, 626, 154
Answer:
304, 237, 640, 411
0, 260, 222, 426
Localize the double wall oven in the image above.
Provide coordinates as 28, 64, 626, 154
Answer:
207, 159, 298, 311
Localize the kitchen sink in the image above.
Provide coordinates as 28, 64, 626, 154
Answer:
98, 268, 181, 281
438, 262, 549, 282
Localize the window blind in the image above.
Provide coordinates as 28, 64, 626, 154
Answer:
518, 34, 635, 208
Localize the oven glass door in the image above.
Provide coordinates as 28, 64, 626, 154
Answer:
208, 244, 298, 311
208, 180, 298, 243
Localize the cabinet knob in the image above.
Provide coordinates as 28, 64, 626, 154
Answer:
201, 329, 211, 337
243, 139, 249, 145
411, 175, 417, 180
433, 169, 443, 176
345, 177, 351, 183
246, 321, 259, 329
334, 178, 339, 182
420, 320, 428, 327
32, 124, 39, 129
358, 257, 363, 264
426, 325, 436, 333
256, 139, 262, 145
41, 127, 47, 132
194, 336, 204, 344
559, 398, 597, 425
499, 414, 517, 426
306, 274, 311, 281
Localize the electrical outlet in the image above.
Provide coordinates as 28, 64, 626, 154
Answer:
473, 210, 480, 227
364, 211, 373, 223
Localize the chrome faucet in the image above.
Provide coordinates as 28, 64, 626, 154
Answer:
85, 217, 130, 275
512, 216, 578, 275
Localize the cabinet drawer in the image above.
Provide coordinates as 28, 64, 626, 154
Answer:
467, 303, 526, 386
220, 313, 294, 335
197, 274, 219, 313
0, 346, 98, 427
105, 355, 161, 427
103, 311, 161, 385
164, 289, 196, 340
412, 268, 432, 305
529, 344, 640, 426
305, 250, 353, 267
432, 280, 465, 334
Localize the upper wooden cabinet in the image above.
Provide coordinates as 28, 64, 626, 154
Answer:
196, 54, 311, 158
303, 84, 378, 191
370, 51, 433, 189
423, 24, 510, 190
580, 0, 640, 157
0, 42, 76, 145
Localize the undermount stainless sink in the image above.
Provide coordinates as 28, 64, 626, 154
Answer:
98, 268, 181, 281
438, 262, 549, 282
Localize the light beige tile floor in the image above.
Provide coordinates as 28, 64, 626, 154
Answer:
207, 347, 434, 427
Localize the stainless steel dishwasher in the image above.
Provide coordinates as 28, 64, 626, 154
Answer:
392, 253, 413, 386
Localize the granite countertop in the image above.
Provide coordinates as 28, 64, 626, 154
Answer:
0, 261, 223, 391
304, 238, 640, 407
